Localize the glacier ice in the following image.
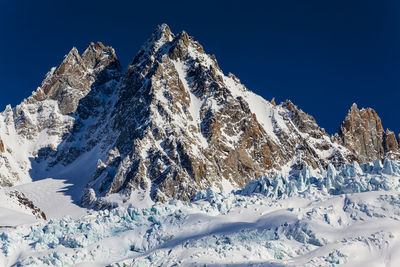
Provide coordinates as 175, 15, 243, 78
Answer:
240, 160, 400, 199
1, 160, 400, 266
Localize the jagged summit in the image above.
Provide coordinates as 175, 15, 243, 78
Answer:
149, 23, 174, 44
130, 24, 174, 68
384, 129, 399, 153
154, 23, 174, 42
31, 42, 121, 115
81, 42, 121, 70
0, 24, 398, 206
338, 103, 400, 162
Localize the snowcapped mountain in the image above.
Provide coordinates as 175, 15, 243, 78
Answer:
0, 24, 399, 208
1, 23, 400, 267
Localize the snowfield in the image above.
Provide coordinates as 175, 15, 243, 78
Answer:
2, 160, 400, 266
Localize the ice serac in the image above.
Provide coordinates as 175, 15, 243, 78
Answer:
82, 24, 352, 205
339, 103, 400, 162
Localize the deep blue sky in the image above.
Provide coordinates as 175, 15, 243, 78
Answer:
0, 0, 399, 134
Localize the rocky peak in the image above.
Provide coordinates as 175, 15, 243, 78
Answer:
55, 47, 82, 76
339, 103, 388, 162
384, 129, 399, 152
81, 42, 121, 71
34, 43, 121, 115
130, 24, 174, 70
130, 24, 214, 81
154, 23, 174, 43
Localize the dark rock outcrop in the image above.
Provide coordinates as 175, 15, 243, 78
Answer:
0, 139, 4, 153
8, 191, 46, 220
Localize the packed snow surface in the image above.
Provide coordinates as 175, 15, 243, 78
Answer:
2, 160, 400, 266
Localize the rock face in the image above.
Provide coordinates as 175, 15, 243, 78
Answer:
338, 103, 400, 162
0, 24, 398, 206
0, 42, 122, 186
8, 191, 47, 220
79, 24, 351, 204
339, 103, 385, 162
384, 129, 399, 152
37, 42, 121, 115
0, 139, 4, 153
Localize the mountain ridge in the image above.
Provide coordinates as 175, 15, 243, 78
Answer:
0, 24, 398, 207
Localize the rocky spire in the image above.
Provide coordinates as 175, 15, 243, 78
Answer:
130, 24, 174, 67
155, 23, 174, 42
339, 103, 386, 162
384, 129, 399, 152
81, 42, 121, 71
35, 43, 121, 114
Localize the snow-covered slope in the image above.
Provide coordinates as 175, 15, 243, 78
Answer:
2, 160, 400, 266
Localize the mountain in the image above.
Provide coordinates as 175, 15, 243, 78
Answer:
0, 24, 399, 208
2, 24, 400, 267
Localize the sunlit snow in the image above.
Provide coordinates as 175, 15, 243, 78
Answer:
1, 160, 400, 266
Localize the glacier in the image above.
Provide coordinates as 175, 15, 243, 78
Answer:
1, 160, 400, 266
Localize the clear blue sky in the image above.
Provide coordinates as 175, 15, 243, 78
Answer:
0, 0, 399, 134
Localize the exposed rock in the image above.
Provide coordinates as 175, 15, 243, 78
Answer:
339, 103, 385, 163
0, 42, 124, 185
384, 129, 399, 152
8, 191, 46, 220
338, 103, 400, 162
37, 43, 121, 115
271, 97, 276, 107
383, 130, 400, 160
0, 139, 4, 153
